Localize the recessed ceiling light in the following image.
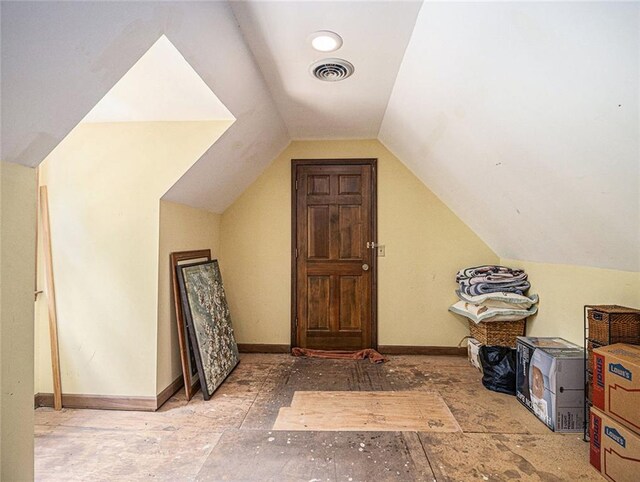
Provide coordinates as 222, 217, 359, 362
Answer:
309, 31, 343, 53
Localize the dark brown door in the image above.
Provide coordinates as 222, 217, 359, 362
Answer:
292, 159, 377, 350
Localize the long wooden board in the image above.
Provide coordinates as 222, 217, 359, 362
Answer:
273, 390, 461, 432
39, 186, 63, 410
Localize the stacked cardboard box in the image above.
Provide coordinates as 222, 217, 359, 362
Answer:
515, 337, 584, 432
590, 344, 640, 481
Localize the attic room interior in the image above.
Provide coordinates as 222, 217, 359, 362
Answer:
0, 0, 639, 481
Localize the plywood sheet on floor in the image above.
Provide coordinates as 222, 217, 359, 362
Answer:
195, 430, 435, 481
273, 391, 461, 432
240, 357, 392, 430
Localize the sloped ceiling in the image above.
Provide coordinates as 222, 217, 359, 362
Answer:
1, 1, 638, 271
0, 1, 288, 213
379, 2, 639, 272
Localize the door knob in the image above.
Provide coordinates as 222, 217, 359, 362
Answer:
362, 263, 369, 271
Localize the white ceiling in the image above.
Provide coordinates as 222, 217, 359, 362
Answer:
1, 1, 639, 271
1, 1, 289, 213
379, 1, 639, 272
230, 1, 421, 139
82, 35, 235, 124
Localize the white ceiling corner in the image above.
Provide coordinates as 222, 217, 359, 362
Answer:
82, 35, 235, 124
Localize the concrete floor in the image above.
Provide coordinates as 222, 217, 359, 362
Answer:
35, 354, 603, 481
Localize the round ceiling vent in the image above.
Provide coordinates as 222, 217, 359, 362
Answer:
310, 58, 354, 82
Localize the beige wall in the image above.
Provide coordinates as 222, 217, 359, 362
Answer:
1, 161, 37, 481
502, 258, 640, 345
220, 140, 498, 347
35, 121, 230, 397
156, 200, 221, 394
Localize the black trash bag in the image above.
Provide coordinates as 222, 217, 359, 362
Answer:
479, 345, 517, 395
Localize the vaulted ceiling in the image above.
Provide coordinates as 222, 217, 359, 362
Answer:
1, 1, 638, 271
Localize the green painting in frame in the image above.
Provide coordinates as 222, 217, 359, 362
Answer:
177, 260, 239, 400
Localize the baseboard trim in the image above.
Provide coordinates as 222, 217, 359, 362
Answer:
34, 392, 157, 411
235, 344, 465, 356
237, 343, 290, 353
378, 345, 467, 356
34, 375, 185, 412
155, 375, 184, 410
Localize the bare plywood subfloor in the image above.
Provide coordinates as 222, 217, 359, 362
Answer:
35, 355, 603, 481
273, 390, 461, 432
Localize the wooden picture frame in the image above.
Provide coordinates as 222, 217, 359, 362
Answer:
170, 249, 211, 400
177, 260, 240, 400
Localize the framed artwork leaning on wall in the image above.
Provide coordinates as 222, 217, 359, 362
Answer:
177, 260, 240, 400
170, 250, 211, 400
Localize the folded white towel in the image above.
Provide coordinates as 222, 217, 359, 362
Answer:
449, 300, 538, 324
456, 290, 539, 310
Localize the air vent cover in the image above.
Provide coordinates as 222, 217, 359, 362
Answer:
310, 58, 354, 82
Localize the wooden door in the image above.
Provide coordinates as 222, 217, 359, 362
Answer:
292, 159, 377, 350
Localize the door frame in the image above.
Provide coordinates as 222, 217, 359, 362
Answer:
290, 158, 378, 350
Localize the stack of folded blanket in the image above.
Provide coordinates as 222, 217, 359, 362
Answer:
449, 265, 539, 324
456, 265, 530, 296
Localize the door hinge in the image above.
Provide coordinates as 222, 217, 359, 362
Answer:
295, 317, 298, 328
295, 248, 298, 258
295, 180, 298, 190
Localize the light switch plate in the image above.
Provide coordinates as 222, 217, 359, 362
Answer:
377, 245, 385, 257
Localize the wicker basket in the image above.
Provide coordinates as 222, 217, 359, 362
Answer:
468, 319, 526, 347
587, 305, 640, 345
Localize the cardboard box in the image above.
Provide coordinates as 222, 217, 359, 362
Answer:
467, 338, 483, 373
516, 337, 585, 432
590, 406, 640, 482
593, 343, 640, 434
